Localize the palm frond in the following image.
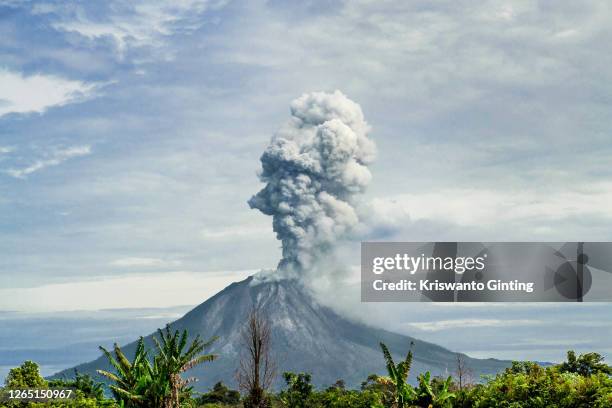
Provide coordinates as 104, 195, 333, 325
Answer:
380, 342, 398, 380
98, 346, 126, 377
179, 354, 217, 373
178, 329, 188, 354
96, 370, 123, 383
113, 343, 134, 373
109, 385, 143, 402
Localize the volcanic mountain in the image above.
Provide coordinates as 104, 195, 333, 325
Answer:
54, 276, 510, 390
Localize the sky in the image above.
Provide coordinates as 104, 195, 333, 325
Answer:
1, 0, 612, 365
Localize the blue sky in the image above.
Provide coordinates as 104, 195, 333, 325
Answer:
1, 0, 612, 363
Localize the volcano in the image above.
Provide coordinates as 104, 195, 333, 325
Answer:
54, 276, 510, 390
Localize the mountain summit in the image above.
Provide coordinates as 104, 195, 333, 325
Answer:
54, 276, 510, 390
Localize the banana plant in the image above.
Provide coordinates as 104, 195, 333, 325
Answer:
98, 327, 217, 408
98, 337, 159, 407
377, 341, 417, 408
416, 371, 456, 408
153, 325, 217, 408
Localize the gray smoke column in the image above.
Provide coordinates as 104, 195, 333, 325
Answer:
249, 90, 376, 278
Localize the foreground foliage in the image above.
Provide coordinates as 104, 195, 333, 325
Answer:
377, 342, 417, 407
97, 325, 217, 408
197, 382, 240, 406
2, 337, 611, 408
455, 357, 612, 408
165, 348, 612, 407
0, 361, 115, 407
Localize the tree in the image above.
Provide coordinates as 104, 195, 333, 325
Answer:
49, 370, 106, 401
315, 380, 384, 408
4, 362, 113, 408
328, 379, 346, 391
453, 353, 473, 391
236, 306, 276, 408
98, 328, 216, 408
279, 372, 313, 408
461, 358, 612, 407
4, 360, 48, 389
198, 382, 241, 405
558, 350, 612, 376
152, 325, 218, 408
97, 337, 158, 407
415, 372, 455, 408
377, 342, 416, 408
361, 373, 394, 405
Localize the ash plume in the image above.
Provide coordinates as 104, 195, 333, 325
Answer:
249, 90, 376, 279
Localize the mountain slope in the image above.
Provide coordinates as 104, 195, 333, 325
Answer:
53, 276, 510, 390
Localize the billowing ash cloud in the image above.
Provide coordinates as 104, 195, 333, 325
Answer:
249, 90, 376, 278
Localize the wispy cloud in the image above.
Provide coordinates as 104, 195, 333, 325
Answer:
497, 339, 594, 348
376, 185, 612, 226
0, 69, 96, 117
364, 183, 612, 241
406, 319, 543, 332
200, 224, 270, 240
6, 145, 92, 179
110, 257, 182, 268
46, 1, 227, 57
0, 270, 256, 312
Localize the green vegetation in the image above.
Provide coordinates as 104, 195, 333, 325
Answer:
48, 371, 106, 402
0, 361, 115, 407
1, 331, 611, 407
279, 372, 313, 408
377, 341, 417, 407
455, 356, 612, 408
97, 325, 217, 408
4, 362, 47, 390
197, 382, 240, 406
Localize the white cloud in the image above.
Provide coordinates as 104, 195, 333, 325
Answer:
0, 69, 96, 117
200, 224, 269, 240
138, 312, 184, 320
405, 318, 543, 332
498, 338, 594, 347
110, 257, 182, 268
5, 145, 92, 179
0, 270, 256, 312
0, 146, 13, 154
367, 183, 612, 237
50, 1, 227, 56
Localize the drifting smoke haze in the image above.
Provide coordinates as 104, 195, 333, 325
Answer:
249, 90, 376, 279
